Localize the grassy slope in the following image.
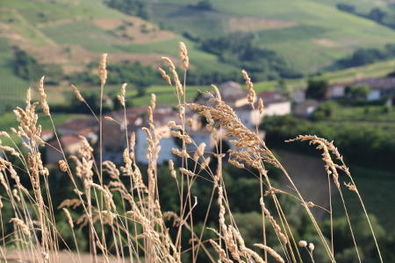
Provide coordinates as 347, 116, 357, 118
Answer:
0, 0, 236, 106
3, 0, 233, 67
151, 0, 395, 73
26, 56, 395, 108
255, 57, 395, 92
2, 0, 395, 109
324, 105, 395, 122
0, 38, 29, 112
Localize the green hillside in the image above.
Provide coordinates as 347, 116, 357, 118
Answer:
151, 0, 395, 72
0, 0, 238, 111
2, 0, 395, 111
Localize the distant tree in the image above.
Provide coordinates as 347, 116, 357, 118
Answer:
335, 45, 395, 69
349, 49, 385, 65
387, 71, 395, 77
199, 33, 301, 80
69, 92, 113, 113
105, 0, 149, 19
195, 0, 213, 10
306, 79, 329, 100
109, 61, 160, 97
345, 85, 370, 99
368, 8, 386, 23
311, 101, 338, 120
11, 47, 62, 84
12, 47, 44, 81
336, 3, 356, 13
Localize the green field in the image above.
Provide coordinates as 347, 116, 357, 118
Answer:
255, 57, 395, 92
0, 38, 29, 113
2, 0, 395, 112
319, 104, 395, 122
341, 165, 395, 228
151, 0, 395, 73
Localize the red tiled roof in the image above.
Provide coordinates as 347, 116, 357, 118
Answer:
332, 77, 395, 91
59, 118, 97, 132
257, 91, 288, 104
41, 130, 54, 141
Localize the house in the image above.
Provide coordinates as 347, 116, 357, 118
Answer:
293, 99, 320, 118
233, 91, 291, 129
135, 106, 182, 165
326, 84, 346, 99
41, 130, 54, 142
46, 118, 98, 164
234, 105, 261, 129
99, 107, 147, 163
257, 91, 291, 116
57, 118, 97, 136
329, 77, 395, 101
133, 105, 220, 165
102, 108, 145, 148
362, 78, 395, 100
46, 135, 81, 164
220, 81, 249, 107
291, 89, 306, 104
220, 81, 244, 98
367, 89, 381, 101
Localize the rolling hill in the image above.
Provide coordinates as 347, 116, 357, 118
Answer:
150, 0, 395, 72
0, 0, 235, 111
2, 0, 395, 111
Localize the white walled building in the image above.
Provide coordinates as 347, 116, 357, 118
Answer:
258, 91, 291, 117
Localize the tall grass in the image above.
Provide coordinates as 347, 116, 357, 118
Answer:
0, 43, 383, 263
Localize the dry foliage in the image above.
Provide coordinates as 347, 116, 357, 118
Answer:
0, 42, 383, 263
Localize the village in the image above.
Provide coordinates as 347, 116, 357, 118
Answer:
42, 76, 395, 166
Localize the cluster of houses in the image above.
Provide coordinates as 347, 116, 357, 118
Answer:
41, 77, 395, 166
293, 77, 395, 117
327, 77, 395, 101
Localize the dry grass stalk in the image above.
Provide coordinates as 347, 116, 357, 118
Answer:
158, 67, 172, 86
208, 240, 234, 263
58, 160, 68, 172
162, 56, 184, 96
98, 53, 108, 85
241, 70, 256, 105
254, 244, 284, 263
10, 218, 30, 237
168, 160, 177, 179
58, 199, 83, 209
71, 84, 85, 102
38, 76, 50, 116
0, 42, 383, 263
118, 83, 127, 107
179, 168, 196, 178
62, 208, 74, 228
179, 41, 189, 70
260, 199, 287, 244
258, 98, 264, 115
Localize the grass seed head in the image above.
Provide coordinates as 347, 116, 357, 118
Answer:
98, 53, 108, 85
71, 84, 85, 102
179, 41, 189, 69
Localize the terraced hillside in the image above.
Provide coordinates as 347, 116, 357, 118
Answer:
0, 0, 234, 110
2, 0, 395, 110
151, 0, 395, 73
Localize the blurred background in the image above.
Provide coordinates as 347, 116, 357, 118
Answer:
0, 0, 395, 261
